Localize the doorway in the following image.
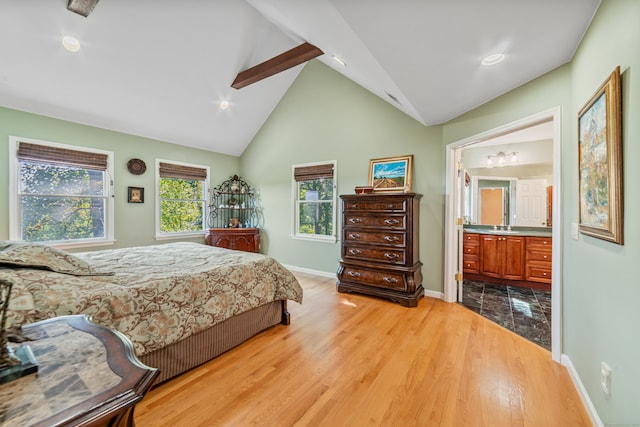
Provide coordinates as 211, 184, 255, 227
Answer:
444, 107, 562, 362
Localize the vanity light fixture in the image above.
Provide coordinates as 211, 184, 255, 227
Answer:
486, 151, 518, 168
481, 53, 505, 66
62, 35, 81, 52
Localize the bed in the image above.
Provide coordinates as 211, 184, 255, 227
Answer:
0, 241, 303, 383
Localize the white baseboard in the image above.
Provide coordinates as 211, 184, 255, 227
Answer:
424, 289, 444, 300
561, 354, 603, 427
283, 264, 337, 279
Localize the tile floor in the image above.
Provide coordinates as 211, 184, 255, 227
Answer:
458, 279, 552, 350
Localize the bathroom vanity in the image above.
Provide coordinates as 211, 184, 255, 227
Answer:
463, 226, 552, 290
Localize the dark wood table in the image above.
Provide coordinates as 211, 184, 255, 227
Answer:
0, 315, 158, 426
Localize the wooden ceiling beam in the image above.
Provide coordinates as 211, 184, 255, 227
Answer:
231, 42, 323, 90
67, 0, 100, 17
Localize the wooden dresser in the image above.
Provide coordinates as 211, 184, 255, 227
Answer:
336, 193, 423, 307
205, 228, 260, 253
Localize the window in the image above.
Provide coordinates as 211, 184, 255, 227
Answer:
9, 137, 114, 247
156, 159, 209, 238
292, 161, 337, 242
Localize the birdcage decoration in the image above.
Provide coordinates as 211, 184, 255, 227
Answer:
208, 175, 260, 229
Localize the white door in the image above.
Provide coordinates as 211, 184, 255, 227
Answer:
515, 179, 547, 226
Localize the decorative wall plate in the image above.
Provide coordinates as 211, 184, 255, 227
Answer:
127, 158, 147, 175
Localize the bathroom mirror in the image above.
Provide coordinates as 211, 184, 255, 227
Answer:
467, 177, 516, 226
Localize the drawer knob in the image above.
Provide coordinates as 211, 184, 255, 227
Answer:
348, 218, 362, 224
384, 235, 400, 242
348, 233, 361, 240
384, 253, 399, 260
543, 255, 548, 259
348, 271, 361, 277
543, 272, 547, 276
384, 218, 400, 225
383, 277, 399, 284
349, 249, 362, 255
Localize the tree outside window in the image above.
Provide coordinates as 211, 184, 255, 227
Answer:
293, 161, 336, 241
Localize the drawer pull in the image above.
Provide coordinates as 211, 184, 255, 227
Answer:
386, 204, 395, 209
384, 218, 400, 225
384, 235, 400, 242
348, 218, 362, 224
383, 277, 399, 284
349, 249, 362, 255
349, 204, 359, 209
543, 272, 547, 276
467, 248, 471, 252
384, 253, 399, 260
348, 271, 361, 277
543, 255, 548, 259
348, 233, 361, 240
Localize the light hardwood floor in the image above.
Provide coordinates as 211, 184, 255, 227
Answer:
135, 272, 591, 426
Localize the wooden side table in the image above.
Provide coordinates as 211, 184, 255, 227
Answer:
0, 315, 158, 427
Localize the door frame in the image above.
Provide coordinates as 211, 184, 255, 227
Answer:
443, 106, 562, 362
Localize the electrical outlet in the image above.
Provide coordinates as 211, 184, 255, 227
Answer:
600, 362, 612, 395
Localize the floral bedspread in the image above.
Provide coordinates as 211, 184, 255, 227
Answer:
2, 242, 303, 356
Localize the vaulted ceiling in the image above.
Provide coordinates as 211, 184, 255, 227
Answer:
0, 0, 600, 156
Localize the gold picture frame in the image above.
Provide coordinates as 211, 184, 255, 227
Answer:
368, 155, 413, 192
578, 66, 623, 244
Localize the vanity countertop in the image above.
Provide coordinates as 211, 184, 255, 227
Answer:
463, 226, 552, 238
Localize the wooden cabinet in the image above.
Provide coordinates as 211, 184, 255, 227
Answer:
337, 193, 423, 307
206, 227, 260, 253
525, 236, 552, 284
480, 234, 525, 280
462, 233, 480, 274
0, 315, 157, 427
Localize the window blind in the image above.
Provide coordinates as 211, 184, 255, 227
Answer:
293, 163, 334, 182
159, 162, 208, 180
17, 142, 108, 171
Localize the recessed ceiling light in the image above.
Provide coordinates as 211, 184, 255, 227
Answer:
332, 55, 346, 67
219, 100, 230, 110
62, 35, 81, 53
481, 53, 505, 66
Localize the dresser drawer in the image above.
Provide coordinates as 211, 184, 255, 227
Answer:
527, 250, 551, 263
526, 236, 552, 250
463, 244, 479, 256
341, 266, 406, 291
526, 265, 552, 283
464, 233, 480, 243
344, 230, 406, 247
343, 199, 407, 213
463, 257, 479, 274
343, 245, 406, 265
343, 214, 407, 230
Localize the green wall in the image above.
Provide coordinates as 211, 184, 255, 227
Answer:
443, 0, 640, 423
241, 60, 444, 291
0, 107, 239, 250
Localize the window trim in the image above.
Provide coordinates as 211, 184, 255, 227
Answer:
155, 158, 210, 240
291, 160, 337, 243
8, 136, 115, 249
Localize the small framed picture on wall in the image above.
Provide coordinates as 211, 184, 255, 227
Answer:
128, 186, 144, 203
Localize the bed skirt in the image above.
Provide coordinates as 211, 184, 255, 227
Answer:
140, 300, 286, 384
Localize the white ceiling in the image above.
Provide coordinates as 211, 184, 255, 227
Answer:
0, 0, 600, 156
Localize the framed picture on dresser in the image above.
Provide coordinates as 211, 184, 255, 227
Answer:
368, 155, 413, 192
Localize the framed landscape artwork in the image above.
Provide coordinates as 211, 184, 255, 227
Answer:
368, 155, 413, 192
578, 66, 623, 244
